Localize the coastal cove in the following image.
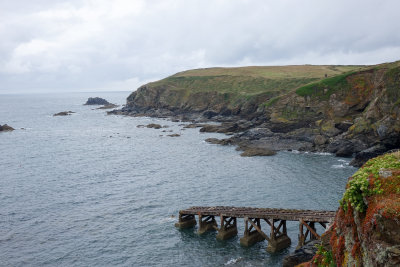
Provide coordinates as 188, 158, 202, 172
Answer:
0, 92, 357, 266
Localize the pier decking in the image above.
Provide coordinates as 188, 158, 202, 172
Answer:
175, 206, 336, 252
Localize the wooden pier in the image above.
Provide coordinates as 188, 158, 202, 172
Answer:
175, 206, 335, 252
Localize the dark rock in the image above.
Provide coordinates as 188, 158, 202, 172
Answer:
146, 123, 162, 129
183, 123, 204, 129
167, 134, 180, 137
84, 97, 110, 105
0, 124, 15, 131
53, 111, 75, 116
202, 110, 219, 119
282, 240, 319, 267
350, 145, 388, 167
205, 138, 233, 145
240, 147, 276, 157
335, 121, 353, 132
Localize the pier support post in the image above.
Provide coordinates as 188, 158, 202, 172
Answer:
175, 213, 196, 229
240, 218, 265, 247
265, 219, 291, 253
198, 214, 218, 234
297, 219, 320, 249
216, 215, 238, 240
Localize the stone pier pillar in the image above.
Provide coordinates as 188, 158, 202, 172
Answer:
240, 218, 265, 247
216, 216, 238, 240
175, 214, 196, 229
198, 214, 218, 234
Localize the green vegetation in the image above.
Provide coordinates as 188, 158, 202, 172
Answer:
340, 153, 400, 212
313, 244, 336, 267
295, 72, 355, 100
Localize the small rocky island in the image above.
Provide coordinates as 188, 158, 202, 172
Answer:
0, 124, 15, 131
84, 97, 118, 109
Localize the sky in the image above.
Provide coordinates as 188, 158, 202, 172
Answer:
0, 0, 399, 94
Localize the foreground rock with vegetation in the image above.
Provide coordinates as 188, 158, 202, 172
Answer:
298, 152, 400, 267
109, 60, 400, 165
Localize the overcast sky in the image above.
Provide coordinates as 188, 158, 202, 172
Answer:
1, 0, 399, 93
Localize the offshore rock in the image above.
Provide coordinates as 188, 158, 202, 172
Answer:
0, 124, 15, 131
53, 111, 75, 116
84, 97, 110, 105
146, 123, 162, 129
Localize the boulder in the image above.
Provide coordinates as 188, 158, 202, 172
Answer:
282, 240, 319, 267
314, 135, 327, 146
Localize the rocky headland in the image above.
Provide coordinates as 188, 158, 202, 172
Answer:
108, 60, 400, 166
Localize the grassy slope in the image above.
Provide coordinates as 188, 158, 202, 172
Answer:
148, 65, 366, 98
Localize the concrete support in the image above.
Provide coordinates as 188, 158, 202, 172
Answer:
216, 216, 238, 240
175, 214, 196, 229
266, 235, 291, 253
198, 214, 218, 234
240, 218, 265, 247
265, 219, 291, 253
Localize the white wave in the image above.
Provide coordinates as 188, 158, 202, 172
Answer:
224, 257, 243, 265
314, 152, 332, 156
332, 164, 346, 169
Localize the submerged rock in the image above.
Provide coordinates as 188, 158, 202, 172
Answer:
146, 123, 162, 129
240, 147, 276, 157
0, 124, 15, 131
167, 134, 180, 137
84, 97, 110, 105
53, 111, 75, 116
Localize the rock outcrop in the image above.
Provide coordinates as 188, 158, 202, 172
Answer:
84, 97, 110, 105
0, 124, 15, 131
53, 111, 75, 116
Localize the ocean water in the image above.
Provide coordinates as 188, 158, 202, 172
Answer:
0, 92, 356, 266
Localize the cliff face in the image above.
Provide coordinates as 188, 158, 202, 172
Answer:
113, 61, 400, 165
312, 152, 400, 267
264, 62, 400, 165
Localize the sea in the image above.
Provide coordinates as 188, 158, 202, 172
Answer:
0, 91, 356, 266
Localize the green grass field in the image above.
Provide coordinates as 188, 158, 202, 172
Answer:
149, 65, 367, 97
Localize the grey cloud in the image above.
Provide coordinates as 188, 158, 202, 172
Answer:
0, 0, 399, 93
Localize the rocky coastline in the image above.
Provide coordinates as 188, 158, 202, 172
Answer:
108, 61, 400, 166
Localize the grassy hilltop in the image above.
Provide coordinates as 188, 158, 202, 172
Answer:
147, 64, 365, 102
